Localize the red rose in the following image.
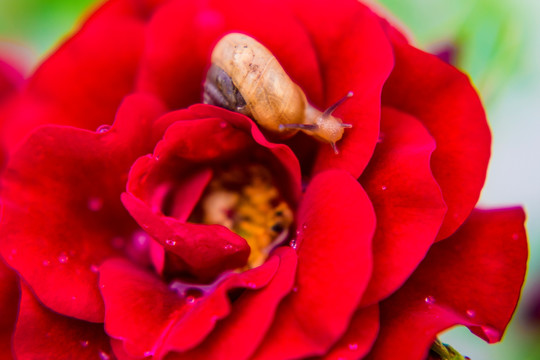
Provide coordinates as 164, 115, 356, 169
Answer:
0, 0, 528, 359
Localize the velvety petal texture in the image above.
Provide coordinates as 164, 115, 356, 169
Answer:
0, 259, 18, 360
360, 107, 446, 305
253, 170, 376, 359
367, 208, 528, 359
290, 0, 394, 177
0, 0, 528, 358
99, 252, 285, 359
167, 247, 297, 360
14, 285, 112, 360
0, 94, 165, 322
382, 39, 490, 240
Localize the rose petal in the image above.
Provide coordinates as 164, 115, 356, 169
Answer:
167, 247, 297, 360
137, 0, 323, 110
0, 259, 18, 360
382, 39, 490, 240
13, 285, 112, 360
253, 169, 376, 359
99, 256, 279, 359
366, 208, 528, 359
0, 94, 165, 322
0, 58, 22, 102
1, 5, 147, 151
121, 192, 250, 281
360, 107, 446, 305
321, 305, 380, 360
290, 0, 394, 177
186, 104, 302, 203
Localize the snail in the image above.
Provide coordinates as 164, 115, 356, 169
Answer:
203, 33, 352, 154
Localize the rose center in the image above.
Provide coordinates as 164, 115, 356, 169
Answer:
191, 163, 293, 268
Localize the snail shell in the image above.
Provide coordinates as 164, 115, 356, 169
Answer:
204, 33, 352, 153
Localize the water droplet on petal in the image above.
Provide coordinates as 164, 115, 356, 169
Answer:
466, 309, 476, 318
96, 125, 111, 133
224, 244, 233, 250
381, 185, 387, 191
144, 351, 153, 356
220, 121, 228, 128
292, 286, 298, 293
42, 260, 50, 266
247, 282, 256, 289
90, 264, 99, 273
348, 343, 359, 351
302, 223, 307, 230
87, 197, 103, 212
98, 351, 111, 360
58, 253, 69, 264
80, 340, 89, 347
289, 239, 297, 250
165, 239, 177, 246
424, 295, 435, 305
186, 295, 196, 304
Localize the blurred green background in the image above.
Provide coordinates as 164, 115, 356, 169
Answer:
1, 0, 538, 359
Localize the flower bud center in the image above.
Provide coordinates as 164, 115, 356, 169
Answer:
193, 163, 293, 268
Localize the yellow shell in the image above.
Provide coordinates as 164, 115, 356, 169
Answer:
211, 33, 307, 134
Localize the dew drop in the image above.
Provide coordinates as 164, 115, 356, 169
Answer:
90, 264, 99, 273
96, 125, 111, 133
220, 121, 228, 128
381, 185, 387, 191
87, 197, 103, 212
247, 282, 256, 289
292, 286, 298, 293
98, 351, 111, 360
144, 351, 153, 356
58, 252, 69, 264
302, 223, 307, 230
224, 244, 233, 250
42, 260, 50, 267
80, 340, 89, 347
289, 239, 297, 250
186, 295, 196, 304
165, 239, 177, 246
348, 343, 359, 351
424, 296, 435, 305
466, 309, 476, 318
133, 231, 150, 248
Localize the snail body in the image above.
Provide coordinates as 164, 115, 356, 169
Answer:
204, 33, 352, 153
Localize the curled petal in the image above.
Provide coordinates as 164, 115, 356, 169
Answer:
0, 94, 165, 322
289, 0, 394, 177
360, 107, 446, 305
121, 192, 250, 281
366, 208, 528, 359
320, 305, 380, 360
382, 39, 490, 240
137, 0, 322, 110
14, 285, 112, 360
1, 4, 148, 150
168, 247, 297, 360
99, 255, 280, 359
253, 170, 375, 359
